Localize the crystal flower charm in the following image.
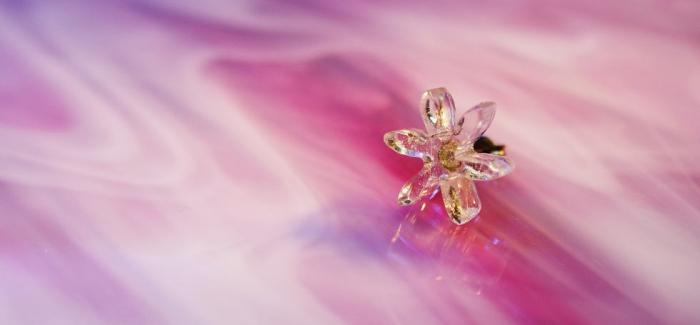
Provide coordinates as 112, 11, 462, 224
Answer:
384, 88, 514, 224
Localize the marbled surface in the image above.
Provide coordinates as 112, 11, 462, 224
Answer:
1, 1, 699, 324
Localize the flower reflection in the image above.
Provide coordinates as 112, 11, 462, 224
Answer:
388, 196, 512, 292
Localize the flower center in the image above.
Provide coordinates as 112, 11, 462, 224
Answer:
438, 139, 462, 172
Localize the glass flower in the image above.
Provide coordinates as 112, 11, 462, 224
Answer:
384, 88, 514, 224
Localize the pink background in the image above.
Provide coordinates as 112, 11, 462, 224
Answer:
1, 1, 699, 324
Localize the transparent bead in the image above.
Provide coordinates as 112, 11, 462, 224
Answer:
398, 164, 441, 205
459, 152, 514, 181
455, 102, 496, 142
383, 129, 432, 161
420, 88, 456, 141
440, 174, 481, 224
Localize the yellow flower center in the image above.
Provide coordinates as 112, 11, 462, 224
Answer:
438, 140, 462, 172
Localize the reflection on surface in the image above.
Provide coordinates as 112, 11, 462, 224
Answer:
390, 197, 512, 292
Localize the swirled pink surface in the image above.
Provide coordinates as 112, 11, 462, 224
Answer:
1, 1, 699, 324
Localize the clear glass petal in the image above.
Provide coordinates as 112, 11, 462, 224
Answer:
458, 153, 514, 181
440, 175, 481, 224
398, 164, 441, 206
455, 101, 496, 143
384, 129, 432, 160
420, 88, 456, 140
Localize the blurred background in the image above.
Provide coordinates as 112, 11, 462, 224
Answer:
1, 1, 699, 324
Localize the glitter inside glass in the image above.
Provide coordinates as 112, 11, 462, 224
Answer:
384, 88, 514, 224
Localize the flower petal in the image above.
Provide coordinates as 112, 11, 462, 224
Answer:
384, 129, 432, 160
398, 164, 440, 205
440, 175, 481, 224
459, 153, 514, 181
420, 88, 456, 140
455, 101, 496, 142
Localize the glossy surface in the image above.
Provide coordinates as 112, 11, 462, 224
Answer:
1, 1, 699, 324
385, 88, 513, 224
